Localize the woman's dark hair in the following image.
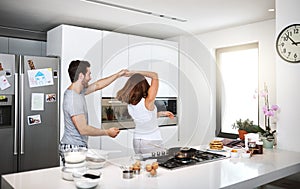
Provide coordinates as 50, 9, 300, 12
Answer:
116, 73, 150, 105
68, 60, 90, 82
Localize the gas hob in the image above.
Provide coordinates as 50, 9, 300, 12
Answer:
144, 147, 228, 170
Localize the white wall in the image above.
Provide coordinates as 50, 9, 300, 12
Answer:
199, 19, 276, 129
176, 19, 276, 146
276, 0, 300, 152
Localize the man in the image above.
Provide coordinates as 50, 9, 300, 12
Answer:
59, 60, 127, 163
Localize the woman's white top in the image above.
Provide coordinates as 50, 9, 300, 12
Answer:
128, 98, 162, 140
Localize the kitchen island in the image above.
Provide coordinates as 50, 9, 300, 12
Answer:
2, 147, 300, 189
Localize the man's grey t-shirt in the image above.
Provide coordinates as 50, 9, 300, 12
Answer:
60, 89, 88, 147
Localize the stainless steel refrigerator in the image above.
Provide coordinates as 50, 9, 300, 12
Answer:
0, 54, 60, 180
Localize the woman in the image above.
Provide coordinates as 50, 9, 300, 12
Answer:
116, 71, 174, 154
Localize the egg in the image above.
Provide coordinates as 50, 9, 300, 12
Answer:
134, 160, 141, 167
152, 162, 159, 170
150, 169, 157, 176
146, 164, 152, 172
133, 165, 140, 170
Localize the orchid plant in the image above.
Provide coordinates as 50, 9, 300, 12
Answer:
255, 83, 279, 140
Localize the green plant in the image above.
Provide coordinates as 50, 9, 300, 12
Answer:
232, 118, 266, 133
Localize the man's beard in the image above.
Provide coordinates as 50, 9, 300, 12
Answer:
82, 80, 89, 88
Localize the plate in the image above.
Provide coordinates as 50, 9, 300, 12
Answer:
206, 148, 226, 152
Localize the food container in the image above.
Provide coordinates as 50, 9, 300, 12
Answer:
230, 149, 239, 158
86, 149, 108, 169
72, 169, 101, 189
122, 170, 134, 179
64, 148, 87, 164
86, 156, 106, 169
61, 166, 86, 181
133, 169, 140, 175
241, 152, 251, 158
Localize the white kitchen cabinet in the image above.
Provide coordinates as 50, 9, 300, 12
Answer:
160, 126, 179, 148
128, 35, 179, 97
101, 130, 131, 159
151, 39, 179, 97
47, 25, 103, 149
126, 129, 135, 155
102, 31, 129, 97
128, 35, 152, 71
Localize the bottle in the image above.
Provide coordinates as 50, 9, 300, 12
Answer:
256, 141, 263, 154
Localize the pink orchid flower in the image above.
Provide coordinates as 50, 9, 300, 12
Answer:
271, 104, 279, 111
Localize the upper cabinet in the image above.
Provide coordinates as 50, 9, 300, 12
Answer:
0, 36, 46, 56
102, 33, 179, 97
102, 31, 129, 97
129, 35, 179, 97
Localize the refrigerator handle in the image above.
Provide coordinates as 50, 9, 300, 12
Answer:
14, 73, 18, 155
20, 73, 25, 155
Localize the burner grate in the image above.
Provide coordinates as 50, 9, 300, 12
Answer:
158, 150, 227, 170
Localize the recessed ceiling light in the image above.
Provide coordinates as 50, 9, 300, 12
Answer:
268, 8, 275, 12
80, 0, 187, 22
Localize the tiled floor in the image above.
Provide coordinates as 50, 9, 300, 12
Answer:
261, 178, 300, 189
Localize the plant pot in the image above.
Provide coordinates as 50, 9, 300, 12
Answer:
107, 114, 114, 120
262, 138, 274, 149
238, 130, 248, 140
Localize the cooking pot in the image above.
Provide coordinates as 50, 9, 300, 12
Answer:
174, 147, 197, 163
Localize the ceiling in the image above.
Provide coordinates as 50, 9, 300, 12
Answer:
0, 0, 275, 40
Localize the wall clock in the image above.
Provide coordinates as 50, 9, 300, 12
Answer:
276, 24, 300, 63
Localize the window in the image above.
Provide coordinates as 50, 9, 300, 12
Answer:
216, 43, 259, 138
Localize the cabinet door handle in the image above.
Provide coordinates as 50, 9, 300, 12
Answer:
14, 73, 18, 155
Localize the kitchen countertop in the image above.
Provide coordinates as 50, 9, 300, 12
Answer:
2, 146, 300, 189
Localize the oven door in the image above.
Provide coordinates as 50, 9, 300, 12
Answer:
155, 97, 177, 126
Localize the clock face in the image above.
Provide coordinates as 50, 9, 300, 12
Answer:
276, 24, 300, 63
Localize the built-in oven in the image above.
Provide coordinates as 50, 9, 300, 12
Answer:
101, 97, 178, 130
155, 97, 177, 126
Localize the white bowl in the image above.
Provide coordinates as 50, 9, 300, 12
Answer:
86, 149, 108, 169
230, 151, 239, 158
241, 152, 251, 158
64, 148, 87, 164
73, 170, 101, 189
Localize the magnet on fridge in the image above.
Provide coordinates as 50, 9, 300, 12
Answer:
5, 69, 12, 77
0, 75, 11, 90
28, 114, 41, 126
28, 60, 36, 70
46, 93, 56, 102
53, 70, 58, 78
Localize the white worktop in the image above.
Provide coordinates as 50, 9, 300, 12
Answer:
2, 147, 300, 189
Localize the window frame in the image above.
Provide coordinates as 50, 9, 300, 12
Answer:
215, 43, 259, 139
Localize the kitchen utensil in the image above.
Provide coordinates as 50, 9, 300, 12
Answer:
122, 170, 134, 179
64, 148, 87, 164
175, 147, 197, 159
61, 166, 86, 181
86, 149, 108, 169
73, 169, 101, 189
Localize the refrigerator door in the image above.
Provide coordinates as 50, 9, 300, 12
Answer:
0, 54, 17, 186
0, 53, 15, 95
18, 55, 60, 172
